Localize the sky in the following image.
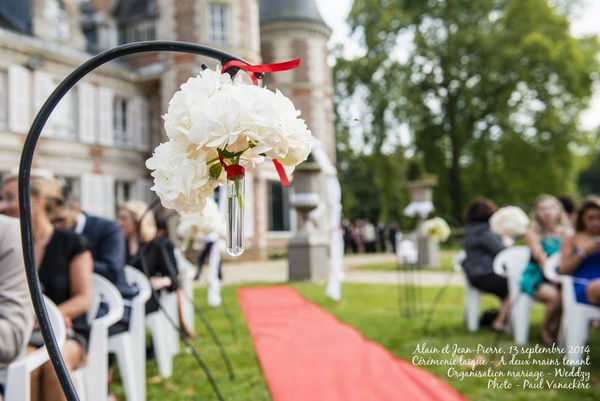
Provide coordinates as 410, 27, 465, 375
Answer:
313, 0, 600, 131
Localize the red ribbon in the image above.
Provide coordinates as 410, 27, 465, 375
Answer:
221, 59, 301, 85
219, 59, 301, 187
219, 153, 245, 179
272, 159, 290, 187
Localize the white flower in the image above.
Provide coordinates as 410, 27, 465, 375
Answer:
145, 139, 223, 212
177, 198, 225, 250
490, 206, 530, 237
147, 64, 314, 215
422, 217, 451, 242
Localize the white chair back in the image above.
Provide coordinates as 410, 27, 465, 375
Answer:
493, 246, 533, 344
453, 250, 466, 272
174, 249, 196, 338
76, 274, 124, 401
493, 246, 531, 278
453, 250, 482, 332
543, 252, 561, 284
4, 297, 66, 401
547, 255, 600, 363
119, 265, 152, 401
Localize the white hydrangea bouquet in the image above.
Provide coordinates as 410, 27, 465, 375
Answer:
421, 217, 451, 242
146, 60, 313, 256
490, 206, 530, 240
177, 198, 225, 252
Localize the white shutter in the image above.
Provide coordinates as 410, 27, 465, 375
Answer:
133, 178, 154, 204
100, 174, 115, 219
132, 96, 151, 151
126, 97, 135, 148
140, 98, 151, 151
0, 71, 7, 129
78, 82, 96, 144
98, 87, 114, 147
53, 91, 75, 139
245, 172, 254, 237
33, 72, 56, 137
80, 173, 96, 216
81, 173, 116, 219
8, 65, 31, 134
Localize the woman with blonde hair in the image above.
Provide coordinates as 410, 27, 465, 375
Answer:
0, 174, 93, 401
521, 195, 572, 345
117, 200, 178, 314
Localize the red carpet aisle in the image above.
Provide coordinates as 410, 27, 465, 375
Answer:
238, 286, 466, 401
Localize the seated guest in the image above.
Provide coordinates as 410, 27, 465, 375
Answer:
462, 197, 509, 332
52, 195, 138, 335
521, 195, 572, 345
559, 198, 600, 306
117, 201, 179, 314
1, 175, 93, 401
0, 214, 34, 393
557, 194, 578, 226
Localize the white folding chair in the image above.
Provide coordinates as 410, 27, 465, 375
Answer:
146, 290, 178, 379
4, 297, 66, 401
493, 246, 532, 344
74, 274, 124, 401
108, 266, 152, 401
453, 250, 483, 332
175, 248, 197, 339
544, 253, 600, 364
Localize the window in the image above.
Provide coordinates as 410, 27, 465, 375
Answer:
113, 97, 131, 147
115, 180, 131, 206
268, 181, 291, 232
57, 176, 80, 199
0, 70, 6, 130
46, 0, 70, 42
97, 23, 118, 50
123, 20, 156, 43
209, 3, 229, 45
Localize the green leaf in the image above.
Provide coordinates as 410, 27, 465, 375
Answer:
209, 163, 223, 181
218, 148, 237, 158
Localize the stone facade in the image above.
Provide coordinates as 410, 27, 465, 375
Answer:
0, 0, 335, 260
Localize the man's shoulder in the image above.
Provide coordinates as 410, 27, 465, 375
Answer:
84, 214, 120, 234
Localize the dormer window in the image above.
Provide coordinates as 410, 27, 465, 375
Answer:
209, 3, 229, 45
46, 0, 70, 42
123, 19, 156, 43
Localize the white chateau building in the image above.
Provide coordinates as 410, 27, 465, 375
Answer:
0, 0, 335, 259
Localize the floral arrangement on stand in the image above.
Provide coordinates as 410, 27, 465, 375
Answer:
489, 205, 530, 246
177, 197, 225, 252
421, 216, 451, 242
146, 60, 314, 256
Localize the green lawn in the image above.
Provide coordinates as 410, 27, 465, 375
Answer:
353, 248, 458, 271
112, 283, 600, 400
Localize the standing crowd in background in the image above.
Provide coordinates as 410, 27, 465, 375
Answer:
342, 219, 399, 254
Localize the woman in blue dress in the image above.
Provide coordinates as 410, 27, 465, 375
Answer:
559, 198, 600, 306
521, 195, 572, 345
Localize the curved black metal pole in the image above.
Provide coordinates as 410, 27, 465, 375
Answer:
18, 41, 255, 401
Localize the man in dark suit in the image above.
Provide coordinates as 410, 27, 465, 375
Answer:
52, 196, 138, 333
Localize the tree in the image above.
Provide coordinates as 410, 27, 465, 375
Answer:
336, 0, 599, 219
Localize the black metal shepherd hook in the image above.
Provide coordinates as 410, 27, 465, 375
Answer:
18, 41, 259, 401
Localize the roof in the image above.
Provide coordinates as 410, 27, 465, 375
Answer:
260, 0, 326, 26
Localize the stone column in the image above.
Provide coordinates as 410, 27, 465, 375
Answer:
406, 179, 439, 268
287, 162, 328, 281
